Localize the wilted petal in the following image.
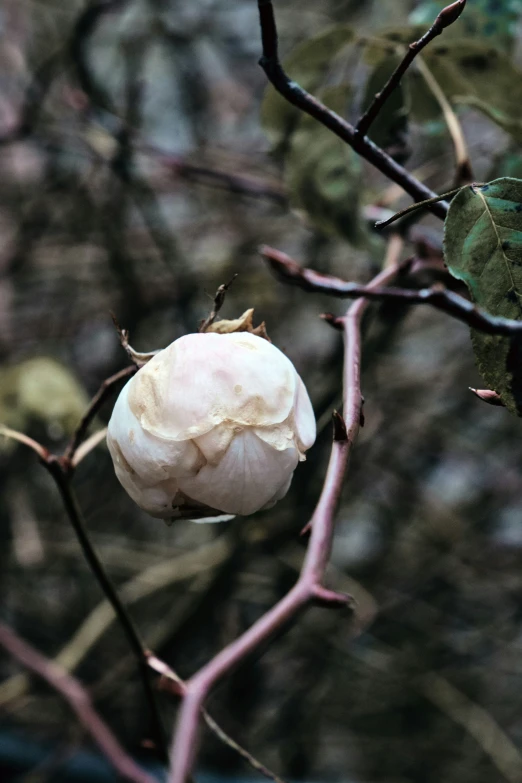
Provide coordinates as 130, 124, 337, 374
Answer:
108, 382, 203, 485
178, 430, 299, 516
108, 445, 179, 519
294, 376, 316, 453
261, 472, 294, 510
194, 423, 235, 465
128, 332, 297, 440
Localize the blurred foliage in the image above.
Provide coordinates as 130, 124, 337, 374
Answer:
3, 1, 522, 783
0, 357, 88, 440
411, 0, 522, 50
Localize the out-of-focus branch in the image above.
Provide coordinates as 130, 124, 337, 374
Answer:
261, 245, 522, 337
149, 150, 288, 205
415, 56, 472, 185
148, 655, 286, 783
0, 52, 62, 146
256, 0, 448, 219
166, 253, 403, 783
355, 0, 467, 139
70, 0, 128, 114
0, 622, 157, 783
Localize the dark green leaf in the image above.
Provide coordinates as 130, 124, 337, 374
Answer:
444, 178, 522, 415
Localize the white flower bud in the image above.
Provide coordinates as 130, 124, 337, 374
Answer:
107, 331, 316, 521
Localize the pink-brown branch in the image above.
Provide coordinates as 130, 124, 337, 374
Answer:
167, 262, 401, 783
0, 622, 157, 783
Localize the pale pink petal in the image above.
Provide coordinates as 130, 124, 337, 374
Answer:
178, 430, 299, 516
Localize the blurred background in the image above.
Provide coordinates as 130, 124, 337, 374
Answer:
2, 0, 522, 781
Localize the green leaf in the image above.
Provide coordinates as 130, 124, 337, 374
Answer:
425, 41, 522, 128
444, 178, 522, 415
285, 85, 363, 243
260, 25, 355, 150
0, 357, 90, 437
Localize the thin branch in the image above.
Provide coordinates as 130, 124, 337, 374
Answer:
42, 458, 169, 764
0, 426, 49, 460
0, 51, 62, 146
419, 671, 522, 783
199, 275, 238, 332
167, 259, 402, 783
0, 622, 157, 783
261, 245, 522, 337
146, 149, 287, 205
111, 313, 161, 367
256, 0, 448, 219
375, 187, 463, 229
148, 655, 286, 783
0, 536, 233, 707
355, 0, 467, 139
70, 0, 128, 114
64, 366, 136, 465
72, 427, 108, 467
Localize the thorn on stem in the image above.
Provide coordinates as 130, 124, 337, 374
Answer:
320, 312, 344, 331
469, 388, 505, 407
332, 411, 348, 442
300, 520, 312, 537
312, 585, 354, 609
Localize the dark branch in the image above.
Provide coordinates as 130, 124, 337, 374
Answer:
63, 365, 136, 466
43, 458, 169, 764
356, 0, 466, 138
199, 275, 238, 332
256, 0, 448, 219
261, 245, 522, 337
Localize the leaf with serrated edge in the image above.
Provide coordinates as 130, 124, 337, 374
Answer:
444, 177, 522, 415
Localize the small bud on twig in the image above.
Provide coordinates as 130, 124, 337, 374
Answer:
469, 388, 505, 407
332, 410, 348, 442
436, 0, 467, 30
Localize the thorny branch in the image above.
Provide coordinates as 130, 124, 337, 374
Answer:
256, 0, 448, 219
166, 257, 403, 783
0, 622, 157, 783
261, 246, 522, 338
